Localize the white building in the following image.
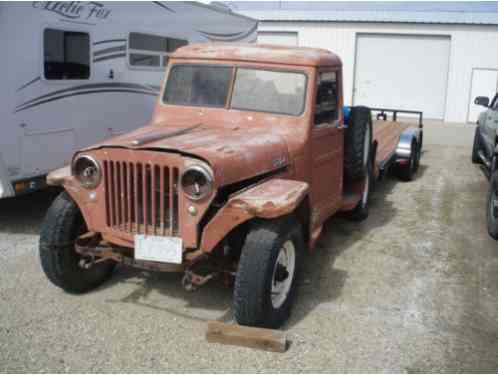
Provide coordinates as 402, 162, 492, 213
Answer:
230, 1, 498, 123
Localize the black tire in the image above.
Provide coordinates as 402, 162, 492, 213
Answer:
413, 138, 422, 173
344, 106, 373, 180
347, 159, 372, 222
39, 191, 115, 293
396, 140, 418, 181
472, 127, 481, 164
487, 171, 498, 240
234, 217, 304, 328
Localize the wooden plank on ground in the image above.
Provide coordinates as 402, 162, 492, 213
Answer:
206, 321, 287, 353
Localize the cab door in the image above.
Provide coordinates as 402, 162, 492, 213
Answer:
310, 70, 344, 225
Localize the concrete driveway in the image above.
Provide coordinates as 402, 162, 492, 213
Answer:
1, 122, 497, 372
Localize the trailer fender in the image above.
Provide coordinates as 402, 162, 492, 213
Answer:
0, 153, 15, 198
396, 128, 422, 160
200, 178, 309, 252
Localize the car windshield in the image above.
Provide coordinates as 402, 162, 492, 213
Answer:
163, 64, 307, 116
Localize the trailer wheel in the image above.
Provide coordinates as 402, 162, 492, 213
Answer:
472, 127, 481, 164
344, 106, 373, 180
39, 191, 115, 293
396, 140, 418, 181
414, 138, 422, 173
233, 217, 304, 328
487, 171, 498, 239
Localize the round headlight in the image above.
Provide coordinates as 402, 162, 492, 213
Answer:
72, 155, 102, 190
181, 165, 213, 201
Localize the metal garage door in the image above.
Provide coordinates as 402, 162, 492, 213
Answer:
354, 34, 450, 119
257, 32, 298, 46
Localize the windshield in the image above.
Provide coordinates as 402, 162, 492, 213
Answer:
162, 64, 307, 116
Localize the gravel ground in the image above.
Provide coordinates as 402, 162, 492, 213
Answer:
1, 122, 498, 372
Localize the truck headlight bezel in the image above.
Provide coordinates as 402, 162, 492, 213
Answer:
72, 154, 102, 190
181, 165, 214, 201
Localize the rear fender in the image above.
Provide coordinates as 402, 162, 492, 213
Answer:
200, 178, 309, 252
396, 128, 422, 160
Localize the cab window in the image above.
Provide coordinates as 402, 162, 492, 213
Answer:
43, 28, 90, 80
314, 71, 338, 125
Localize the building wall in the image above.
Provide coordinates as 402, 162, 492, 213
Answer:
257, 21, 498, 123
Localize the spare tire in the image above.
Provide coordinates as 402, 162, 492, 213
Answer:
344, 106, 373, 180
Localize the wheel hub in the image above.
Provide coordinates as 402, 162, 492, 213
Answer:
274, 264, 289, 282
271, 240, 296, 309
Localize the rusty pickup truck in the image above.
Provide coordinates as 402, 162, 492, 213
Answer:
40, 44, 423, 328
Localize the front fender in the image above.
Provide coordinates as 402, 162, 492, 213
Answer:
200, 178, 309, 252
396, 127, 422, 159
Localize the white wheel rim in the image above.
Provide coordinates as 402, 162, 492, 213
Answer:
363, 125, 371, 168
271, 240, 296, 309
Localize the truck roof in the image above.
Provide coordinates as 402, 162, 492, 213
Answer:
171, 43, 342, 67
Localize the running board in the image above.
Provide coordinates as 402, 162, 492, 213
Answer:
478, 150, 491, 168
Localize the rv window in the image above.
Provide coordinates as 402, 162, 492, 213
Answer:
129, 54, 160, 67
129, 33, 167, 52
43, 29, 90, 80
128, 32, 188, 69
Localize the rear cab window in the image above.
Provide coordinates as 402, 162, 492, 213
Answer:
314, 71, 339, 126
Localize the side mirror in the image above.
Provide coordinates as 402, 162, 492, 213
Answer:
475, 96, 490, 107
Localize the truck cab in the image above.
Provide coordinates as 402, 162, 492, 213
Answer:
40, 44, 423, 328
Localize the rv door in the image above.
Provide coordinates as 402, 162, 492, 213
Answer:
21, 27, 92, 177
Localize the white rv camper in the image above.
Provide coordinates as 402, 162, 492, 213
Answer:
0, 1, 257, 198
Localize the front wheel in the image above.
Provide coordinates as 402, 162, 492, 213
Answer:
487, 171, 498, 240
233, 217, 304, 328
39, 191, 115, 293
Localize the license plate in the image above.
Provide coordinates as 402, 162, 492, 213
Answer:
134, 235, 182, 264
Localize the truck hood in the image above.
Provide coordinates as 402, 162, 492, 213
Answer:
82, 123, 290, 186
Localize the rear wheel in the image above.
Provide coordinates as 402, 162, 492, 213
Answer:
487, 171, 498, 239
472, 127, 481, 164
233, 217, 304, 328
39, 191, 115, 293
347, 160, 372, 222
